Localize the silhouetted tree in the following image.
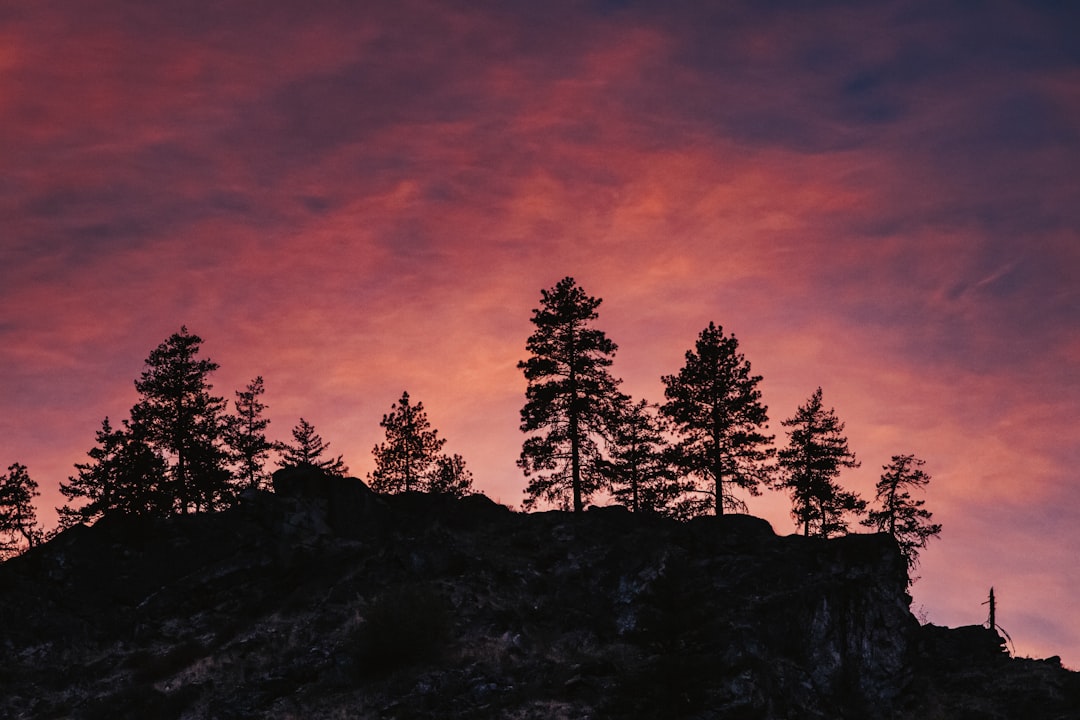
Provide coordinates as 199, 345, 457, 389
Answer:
226, 376, 274, 489
369, 391, 446, 493
0, 463, 43, 559
661, 322, 774, 516
862, 454, 942, 575
518, 277, 621, 512
776, 388, 864, 537
57, 416, 170, 527
599, 397, 679, 514
279, 418, 348, 477
429, 453, 475, 497
129, 327, 233, 513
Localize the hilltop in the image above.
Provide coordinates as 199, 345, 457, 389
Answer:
0, 466, 1076, 719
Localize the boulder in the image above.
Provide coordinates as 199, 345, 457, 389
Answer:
271, 464, 385, 537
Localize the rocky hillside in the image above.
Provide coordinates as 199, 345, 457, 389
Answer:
1, 466, 1076, 719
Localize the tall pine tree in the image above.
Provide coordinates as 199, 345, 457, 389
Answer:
599, 397, 678, 514
0, 463, 43, 559
369, 391, 446, 493
226, 376, 274, 490
129, 327, 233, 513
661, 322, 774, 516
57, 416, 169, 527
776, 387, 865, 537
518, 277, 621, 512
862, 454, 941, 575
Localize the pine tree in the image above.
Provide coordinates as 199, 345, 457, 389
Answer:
660, 322, 774, 516
57, 416, 170, 527
226, 376, 274, 490
279, 418, 348, 477
518, 277, 621, 512
0, 463, 43, 559
58, 417, 125, 528
776, 388, 865, 537
429, 453, 475, 497
129, 327, 233, 513
369, 391, 446, 493
599, 397, 678, 514
862, 454, 942, 574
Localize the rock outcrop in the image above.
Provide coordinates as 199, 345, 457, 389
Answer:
0, 466, 1076, 718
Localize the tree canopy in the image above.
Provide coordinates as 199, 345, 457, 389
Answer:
518, 277, 621, 512
428, 453, 475, 498
863, 454, 942, 575
368, 392, 474, 497
776, 388, 864, 537
57, 328, 233, 524
0, 463, 43, 559
661, 322, 774, 516
57, 417, 170, 527
129, 326, 233, 513
599, 397, 678, 514
10, 291, 942, 580
369, 391, 447, 494
279, 418, 348, 477
226, 376, 274, 490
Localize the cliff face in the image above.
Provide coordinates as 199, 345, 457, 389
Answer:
0, 466, 1076, 719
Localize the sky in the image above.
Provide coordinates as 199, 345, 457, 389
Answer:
2, 0, 1078, 666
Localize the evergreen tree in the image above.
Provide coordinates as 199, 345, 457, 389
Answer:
226, 376, 274, 490
776, 388, 864, 537
59, 417, 125, 528
429, 453, 475, 497
0, 463, 43, 559
862, 454, 942, 575
518, 277, 621, 512
129, 327, 233, 513
599, 397, 679, 514
57, 416, 170, 527
369, 391, 446, 493
279, 418, 348, 477
182, 437, 234, 512
661, 322, 774, 516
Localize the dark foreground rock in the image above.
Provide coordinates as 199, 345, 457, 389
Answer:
1, 466, 1076, 719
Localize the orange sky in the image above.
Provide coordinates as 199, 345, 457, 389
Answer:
2, 1, 1078, 666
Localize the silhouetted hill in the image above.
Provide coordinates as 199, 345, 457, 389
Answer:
1, 466, 1076, 718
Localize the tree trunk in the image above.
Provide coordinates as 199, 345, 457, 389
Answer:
887, 483, 897, 537
570, 399, 582, 513
713, 443, 724, 516
568, 328, 583, 513
405, 410, 413, 493
175, 397, 187, 514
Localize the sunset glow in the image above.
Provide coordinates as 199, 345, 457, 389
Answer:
2, 1, 1078, 665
